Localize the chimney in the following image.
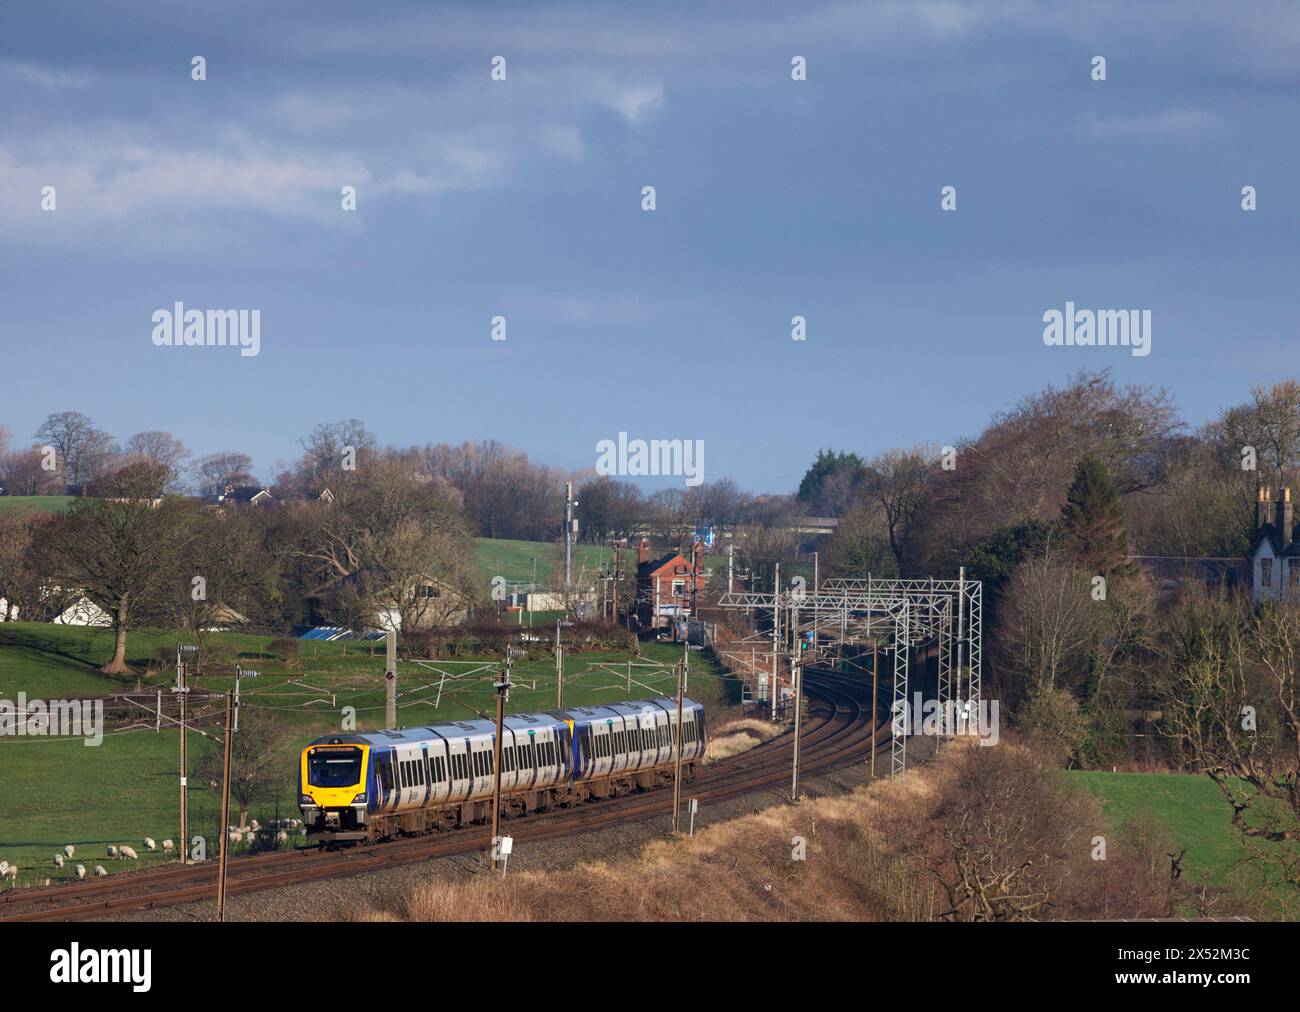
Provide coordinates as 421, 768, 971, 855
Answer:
1257, 487, 1273, 530
1278, 488, 1294, 548
638, 538, 650, 566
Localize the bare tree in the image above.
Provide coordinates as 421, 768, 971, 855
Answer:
123, 431, 190, 491
192, 451, 257, 497
33, 411, 116, 486
33, 461, 194, 674
1161, 592, 1300, 878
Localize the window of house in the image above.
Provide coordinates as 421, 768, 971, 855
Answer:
1263, 558, 1274, 586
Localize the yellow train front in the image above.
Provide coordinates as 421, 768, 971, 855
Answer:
298, 699, 707, 844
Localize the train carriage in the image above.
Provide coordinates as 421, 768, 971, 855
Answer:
299, 698, 706, 844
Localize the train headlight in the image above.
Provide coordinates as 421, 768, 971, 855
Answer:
351, 793, 367, 804
299, 794, 313, 805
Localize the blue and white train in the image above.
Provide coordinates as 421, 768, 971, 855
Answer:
299, 698, 707, 843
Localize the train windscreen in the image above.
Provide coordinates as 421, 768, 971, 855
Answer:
307, 746, 363, 787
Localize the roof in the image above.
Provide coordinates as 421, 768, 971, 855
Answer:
638, 553, 695, 579
223, 486, 271, 503
307, 696, 702, 744
1251, 523, 1300, 557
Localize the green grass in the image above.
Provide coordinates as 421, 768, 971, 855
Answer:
0, 495, 74, 514
0, 622, 736, 885
473, 537, 613, 586
1068, 770, 1300, 918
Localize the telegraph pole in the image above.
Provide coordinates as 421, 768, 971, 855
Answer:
771, 562, 780, 720
555, 618, 564, 708
491, 656, 510, 871
172, 644, 196, 865
870, 639, 879, 779
215, 688, 234, 921
563, 481, 576, 589
385, 629, 397, 729
671, 656, 685, 834
791, 658, 803, 801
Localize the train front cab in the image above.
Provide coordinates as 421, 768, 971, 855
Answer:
300, 737, 372, 842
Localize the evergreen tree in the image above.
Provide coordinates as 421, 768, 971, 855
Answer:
1061, 455, 1132, 576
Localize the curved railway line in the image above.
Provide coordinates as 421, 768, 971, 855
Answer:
0, 666, 885, 922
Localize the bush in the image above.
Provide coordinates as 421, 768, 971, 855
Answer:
268, 637, 301, 669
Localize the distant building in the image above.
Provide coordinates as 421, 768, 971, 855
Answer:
635, 538, 707, 628
1251, 487, 1300, 603
211, 485, 272, 506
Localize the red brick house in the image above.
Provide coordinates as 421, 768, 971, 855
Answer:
636, 538, 707, 628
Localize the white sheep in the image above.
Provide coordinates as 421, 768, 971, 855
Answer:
275, 830, 288, 844
250, 819, 260, 831
0, 861, 8, 875
63, 845, 75, 859
106, 845, 118, 859
118, 846, 138, 861
93, 865, 108, 877
75, 864, 86, 880
161, 839, 175, 853
143, 837, 157, 852
227, 830, 242, 845
53, 854, 65, 868
1, 864, 17, 884
243, 831, 256, 845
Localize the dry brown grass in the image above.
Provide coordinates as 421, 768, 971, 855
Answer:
348, 738, 1178, 923
703, 718, 783, 763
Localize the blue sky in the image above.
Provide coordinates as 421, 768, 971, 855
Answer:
1, 1, 1297, 490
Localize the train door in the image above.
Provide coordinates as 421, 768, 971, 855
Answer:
375, 749, 397, 811
446, 738, 470, 802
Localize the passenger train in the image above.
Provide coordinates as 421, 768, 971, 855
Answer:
298, 697, 707, 843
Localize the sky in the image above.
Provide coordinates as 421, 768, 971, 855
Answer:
1, 1, 1298, 492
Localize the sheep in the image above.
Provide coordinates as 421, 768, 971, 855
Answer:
161, 839, 175, 853
250, 819, 261, 832
143, 837, 157, 852
1, 864, 18, 884
63, 845, 75, 859
275, 830, 288, 844
243, 831, 256, 845
118, 846, 138, 861
93, 865, 108, 877
227, 830, 242, 845
106, 845, 118, 859
75, 864, 86, 880
53, 854, 65, 868
0, 862, 8, 876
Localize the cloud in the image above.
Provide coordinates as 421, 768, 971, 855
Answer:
1083, 108, 1222, 139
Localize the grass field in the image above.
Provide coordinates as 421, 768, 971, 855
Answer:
473, 537, 613, 585
0, 622, 736, 885
1067, 770, 1300, 918
0, 495, 74, 514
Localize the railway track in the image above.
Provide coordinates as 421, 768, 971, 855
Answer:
0, 666, 884, 921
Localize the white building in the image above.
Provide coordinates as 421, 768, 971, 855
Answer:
1251, 487, 1300, 603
